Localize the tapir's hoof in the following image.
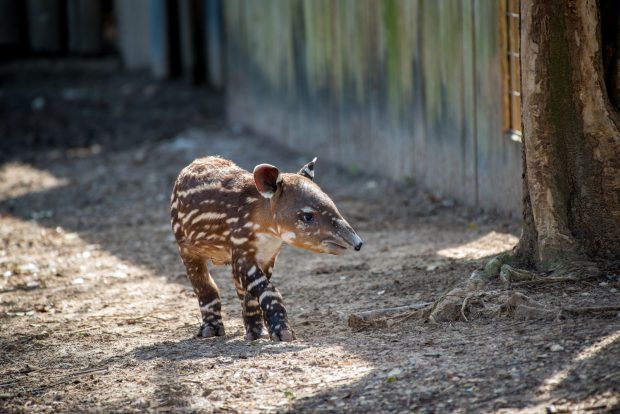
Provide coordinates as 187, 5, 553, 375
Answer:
270, 328, 296, 342
197, 323, 225, 338
244, 330, 270, 341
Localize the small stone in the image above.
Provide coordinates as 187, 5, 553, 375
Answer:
132, 398, 149, 408
19, 263, 39, 274
441, 199, 455, 208
610, 288, 617, 293
72, 277, 84, 285
387, 368, 402, 378
26, 280, 40, 289
549, 344, 564, 352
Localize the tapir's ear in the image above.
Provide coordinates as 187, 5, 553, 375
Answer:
298, 157, 317, 181
253, 164, 282, 198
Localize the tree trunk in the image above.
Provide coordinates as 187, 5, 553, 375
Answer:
517, 0, 620, 270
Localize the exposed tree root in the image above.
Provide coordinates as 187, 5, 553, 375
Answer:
346, 254, 611, 331
424, 254, 604, 323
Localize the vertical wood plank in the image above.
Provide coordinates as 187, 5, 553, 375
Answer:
474, 0, 522, 216
115, 0, 151, 70
205, 0, 224, 89
149, 0, 170, 79
0, 0, 25, 48
462, 0, 478, 207
27, 0, 62, 53
67, 0, 102, 54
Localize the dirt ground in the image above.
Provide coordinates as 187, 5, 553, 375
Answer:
1, 60, 619, 413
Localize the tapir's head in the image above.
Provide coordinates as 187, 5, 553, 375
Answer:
253, 158, 363, 255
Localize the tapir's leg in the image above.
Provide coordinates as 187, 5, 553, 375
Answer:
232, 274, 267, 340
180, 253, 225, 337
260, 257, 277, 331
233, 251, 295, 342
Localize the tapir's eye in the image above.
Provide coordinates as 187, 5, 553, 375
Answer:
301, 212, 314, 222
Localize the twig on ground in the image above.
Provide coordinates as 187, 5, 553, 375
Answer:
460, 294, 473, 322
89, 313, 175, 322
66, 326, 99, 334
347, 302, 432, 330
35, 367, 109, 391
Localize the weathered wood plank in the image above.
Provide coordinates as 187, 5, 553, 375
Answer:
205, 0, 224, 89
474, 0, 522, 216
149, 0, 170, 79
0, 0, 24, 48
27, 0, 62, 53
115, 0, 151, 70
67, 0, 102, 54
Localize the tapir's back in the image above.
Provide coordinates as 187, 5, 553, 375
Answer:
170, 156, 255, 263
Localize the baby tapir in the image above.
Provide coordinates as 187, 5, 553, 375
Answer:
170, 156, 363, 342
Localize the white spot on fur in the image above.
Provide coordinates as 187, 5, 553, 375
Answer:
246, 197, 258, 203
247, 276, 267, 291
281, 231, 296, 242
301, 206, 315, 213
200, 298, 220, 313
222, 230, 230, 236
181, 209, 200, 223
231, 236, 249, 245
195, 232, 206, 239
226, 217, 239, 223
176, 182, 221, 198
259, 290, 282, 304
247, 266, 258, 277
243, 221, 254, 228
192, 211, 227, 223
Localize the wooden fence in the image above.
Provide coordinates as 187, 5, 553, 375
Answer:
225, 0, 522, 216
0, 0, 523, 215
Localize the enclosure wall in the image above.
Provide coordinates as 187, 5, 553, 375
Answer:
224, 0, 522, 216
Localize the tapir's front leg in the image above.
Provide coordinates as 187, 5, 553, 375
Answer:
233, 252, 295, 342
232, 274, 268, 340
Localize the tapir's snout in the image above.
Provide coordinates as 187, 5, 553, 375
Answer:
338, 221, 363, 252
354, 238, 363, 251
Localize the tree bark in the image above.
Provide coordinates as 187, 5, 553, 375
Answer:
518, 0, 620, 270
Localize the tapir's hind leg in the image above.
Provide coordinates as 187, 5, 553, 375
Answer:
180, 254, 225, 337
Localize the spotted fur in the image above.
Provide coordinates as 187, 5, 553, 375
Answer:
171, 156, 362, 342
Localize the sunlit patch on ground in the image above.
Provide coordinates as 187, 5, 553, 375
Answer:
436, 231, 519, 260
0, 162, 68, 202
